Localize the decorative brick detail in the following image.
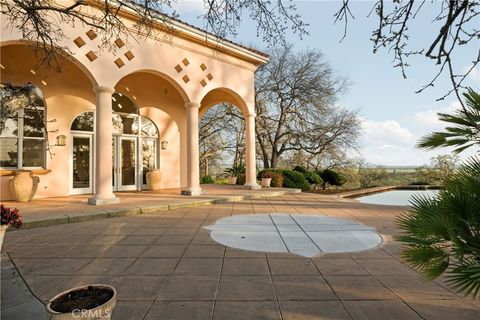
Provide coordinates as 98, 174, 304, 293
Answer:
124, 51, 134, 61
207, 73, 213, 81
182, 58, 190, 66
85, 51, 98, 62
114, 58, 125, 68
86, 30, 97, 40
182, 75, 190, 83
175, 64, 183, 73
114, 38, 125, 48
73, 37, 86, 48
200, 79, 207, 87
200, 63, 207, 71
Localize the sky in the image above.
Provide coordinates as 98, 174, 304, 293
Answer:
174, 0, 479, 166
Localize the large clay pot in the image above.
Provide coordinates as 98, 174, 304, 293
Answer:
146, 169, 162, 191
46, 284, 116, 320
261, 178, 272, 188
228, 176, 237, 185
9, 170, 39, 202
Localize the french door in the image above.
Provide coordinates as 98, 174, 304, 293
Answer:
71, 134, 93, 194
112, 136, 138, 191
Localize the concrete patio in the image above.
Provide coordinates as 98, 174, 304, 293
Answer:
1, 192, 479, 320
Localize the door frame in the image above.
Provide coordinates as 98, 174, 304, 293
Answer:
70, 133, 94, 195
113, 135, 138, 191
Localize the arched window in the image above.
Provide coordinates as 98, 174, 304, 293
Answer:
0, 83, 46, 168
112, 93, 139, 135
71, 111, 94, 132
140, 116, 158, 138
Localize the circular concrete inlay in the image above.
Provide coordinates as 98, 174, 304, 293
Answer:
204, 214, 382, 258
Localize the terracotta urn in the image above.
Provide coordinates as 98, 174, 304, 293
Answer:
228, 176, 237, 185
261, 177, 272, 188
146, 169, 162, 191
9, 170, 40, 202
46, 284, 116, 320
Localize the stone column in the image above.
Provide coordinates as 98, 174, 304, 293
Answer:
244, 112, 260, 189
88, 86, 119, 205
181, 102, 203, 196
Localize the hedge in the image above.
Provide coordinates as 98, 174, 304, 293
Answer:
201, 175, 215, 184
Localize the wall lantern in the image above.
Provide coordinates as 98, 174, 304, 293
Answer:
56, 135, 66, 146
161, 140, 168, 150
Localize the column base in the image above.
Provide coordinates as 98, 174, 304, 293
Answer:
244, 183, 261, 190
181, 188, 204, 196
88, 195, 119, 205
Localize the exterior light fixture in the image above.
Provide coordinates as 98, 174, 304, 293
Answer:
56, 135, 66, 146
161, 140, 168, 150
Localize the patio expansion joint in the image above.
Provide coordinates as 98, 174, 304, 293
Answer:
1, 252, 47, 312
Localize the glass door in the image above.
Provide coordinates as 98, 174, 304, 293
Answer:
71, 134, 93, 194
113, 136, 137, 191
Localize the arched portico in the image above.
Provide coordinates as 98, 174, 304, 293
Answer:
1, 5, 267, 203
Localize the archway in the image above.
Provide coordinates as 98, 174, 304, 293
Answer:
113, 71, 187, 189
199, 88, 258, 189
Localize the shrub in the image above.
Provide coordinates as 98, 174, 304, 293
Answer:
304, 171, 323, 186
237, 173, 246, 185
282, 170, 310, 191
293, 166, 307, 174
318, 169, 346, 189
201, 175, 215, 184
271, 173, 284, 187
1, 204, 22, 229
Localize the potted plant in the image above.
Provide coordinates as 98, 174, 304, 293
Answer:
261, 172, 273, 187
0, 204, 23, 250
46, 284, 117, 320
224, 164, 245, 185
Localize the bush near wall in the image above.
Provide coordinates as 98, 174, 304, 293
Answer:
201, 175, 215, 184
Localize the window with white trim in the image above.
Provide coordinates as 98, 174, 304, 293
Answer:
0, 84, 46, 169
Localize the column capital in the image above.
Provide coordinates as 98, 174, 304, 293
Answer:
93, 86, 115, 94
185, 102, 201, 109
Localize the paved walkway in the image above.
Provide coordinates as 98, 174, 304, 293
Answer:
1, 192, 479, 320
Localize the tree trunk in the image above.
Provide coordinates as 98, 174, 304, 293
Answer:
270, 151, 279, 168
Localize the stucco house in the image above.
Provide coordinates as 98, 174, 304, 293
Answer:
0, 1, 268, 204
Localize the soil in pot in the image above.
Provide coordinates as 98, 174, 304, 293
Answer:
49, 286, 114, 313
